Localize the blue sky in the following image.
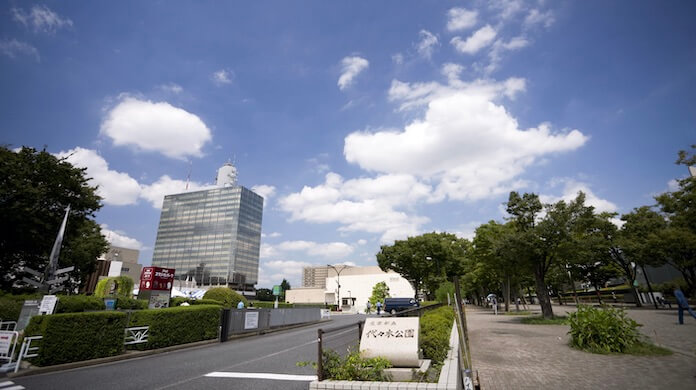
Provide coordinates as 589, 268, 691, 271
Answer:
1, 1, 694, 289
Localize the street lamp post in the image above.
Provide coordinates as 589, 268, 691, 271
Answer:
327, 264, 348, 310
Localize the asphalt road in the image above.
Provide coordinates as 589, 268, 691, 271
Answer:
11, 313, 364, 390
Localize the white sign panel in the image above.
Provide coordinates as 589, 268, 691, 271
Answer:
244, 312, 259, 329
0, 331, 17, 355
360, 317, 420, 367
320, 309, 330, 319
39, 295, 58, 315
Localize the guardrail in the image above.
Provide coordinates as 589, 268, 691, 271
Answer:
124, 326, 149, 345
316, 321, 364, 381
14, 335, 42, 373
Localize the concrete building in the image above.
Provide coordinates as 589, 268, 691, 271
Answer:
151, 163, 263, 291
82, 245, 141, 294
286, 265, 415, 313
302, 265, 331, 288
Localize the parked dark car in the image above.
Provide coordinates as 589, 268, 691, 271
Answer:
384, 297, 419, 314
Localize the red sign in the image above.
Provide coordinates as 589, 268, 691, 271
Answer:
139, 267, 175, 291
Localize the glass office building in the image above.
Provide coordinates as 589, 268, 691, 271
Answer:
151, 164, 263, 290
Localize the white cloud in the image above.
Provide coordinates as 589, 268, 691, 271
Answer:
451, 25, 497, 54
667, 179, 679, 192
11, 5, 73, 34
346, 76, 587, 203
140, 175, 213, 208
101, 225, 144, 250
276, 240, 354, 259
357, 239, 367, 245
524, 9, 555, 29
262, 232, 282, 239
212, 69, 234, 85
490, 0, 525, 20
159, 83, 183, 94
56, 147, 141, 206
100, 96, 212, 159
486, 36, 530, 74
540, 179, 618, 213
0, 39, 39, 61
416, 30, 439, 59
337, 56, 369, 90
279, 172, 430, 243
447, 8, 478, 32
441, 63, 464, 83
252, 185, 276, 201
392, 53, 404, 65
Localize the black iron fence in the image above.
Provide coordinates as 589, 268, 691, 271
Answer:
316, 320, 364, 381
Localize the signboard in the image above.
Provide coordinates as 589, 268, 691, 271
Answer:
360, 317, 420, 367
272, 285, 282, 296
17, 300, 40, 331
0, 331, 17, 355
104, 298, 117, 311
320, 309, 331, 319
39, 295, 58, 315
148, 291, 171, 309
244, 311, 259, 329
139, 267, 175, 292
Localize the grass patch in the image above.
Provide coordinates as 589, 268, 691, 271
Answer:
571, 341, 672, 356
520, 315, 568, 325
504, 310, 533, 316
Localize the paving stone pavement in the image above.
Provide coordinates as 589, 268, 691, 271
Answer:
465, 304, 696, 390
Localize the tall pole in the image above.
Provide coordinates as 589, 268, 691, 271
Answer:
327, 264, 348, 310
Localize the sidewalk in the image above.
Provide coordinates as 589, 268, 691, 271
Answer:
466, 305, 696, 390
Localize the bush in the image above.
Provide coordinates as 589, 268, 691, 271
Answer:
420, 306, 454, 365
54, 295, 106, 313
127, 305, 221, 349
435, 282, 455, 304
94, 276, 134, 298
116, 297, 148, 310
0, 293, 43, 321
322, 350, 392, 381
567, 305, 641, 353
170, 297, 224, 307
251, 301, 293, 308
202, 287, 247, 308
23, 311, 127, 366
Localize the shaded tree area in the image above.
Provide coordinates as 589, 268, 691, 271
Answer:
0, 146, 108, 292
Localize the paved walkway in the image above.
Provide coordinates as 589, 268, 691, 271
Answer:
466, 304, 696, 389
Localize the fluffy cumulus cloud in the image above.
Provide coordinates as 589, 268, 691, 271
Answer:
101, 225, 144, 250
447, 7, 478, 31
279, 172, 430, 243
0, 39, 40, 61
541, 179, 617, 213
100, 97, 212, 159
139, 175, 214, 208
451, 25, 497, 54
251, 185, 276, 201
11, 5, 73, 34
55, 147, 141, 206
337, 56, 369, 90
416, 30, 439, 59
345, 73, 587, 203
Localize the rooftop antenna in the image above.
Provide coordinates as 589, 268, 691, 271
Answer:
185, 161, 192, 190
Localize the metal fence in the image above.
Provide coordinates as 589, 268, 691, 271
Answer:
316, 321, 364, 381
220, 308, 322, 341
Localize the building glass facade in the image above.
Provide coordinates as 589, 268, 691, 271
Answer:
151, 185, 263, 290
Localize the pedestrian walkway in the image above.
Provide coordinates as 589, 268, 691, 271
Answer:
466, 305, 696, 390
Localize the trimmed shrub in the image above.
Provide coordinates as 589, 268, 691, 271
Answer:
322, 350, 392, 381
55, 295, 106, 313
23, 311, 127, 366
420, 306, 454, 365
116, 297, 148, 310
170, 297, 224, 307
0, 293, 43, 321
128, 305, 221, 349
567, 305, 641, 353
202, 287, 247, 308
251, 301, 293, 308
94, 276, 134, 298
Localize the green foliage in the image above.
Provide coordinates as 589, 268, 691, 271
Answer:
170, 297, 224, 307
0, 293, 42, 321
321, 349, 392, 381
128, 305, 221, 349
420, 306, 454, 365
94, 276, 134, 298
0, 146, 108, 292
202, 287, 247, 308
255, 288, 275, 301
251, 301, 293, 308
434, 282, 454, 304
116, 297, 148, 310
280, 279, 291, 299
54, 295, 105, 313
23, 311, 126, 366
567, 305, 641, 353
369, 281, 390, 306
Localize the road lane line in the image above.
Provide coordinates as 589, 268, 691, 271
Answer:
205, 372, 317, 381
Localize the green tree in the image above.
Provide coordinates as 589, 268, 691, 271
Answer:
255, 288, 274, 301
369, 281, 390, 306
376, 232, 469, 299
203, 287, 247, 308
280, 279, 291, 300
0, 146, 108, 292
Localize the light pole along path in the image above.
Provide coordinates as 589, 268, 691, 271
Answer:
327, 264, 348, 311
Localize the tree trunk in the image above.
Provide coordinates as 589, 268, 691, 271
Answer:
534, 266, 554, 319
594, 283, 602, 305
504, 276, 511, 312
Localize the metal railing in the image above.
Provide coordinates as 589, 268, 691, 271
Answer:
0, 321, 17, 331
14, 335, 42, 373
124, 326, 149, 345
316, 321, 364, 381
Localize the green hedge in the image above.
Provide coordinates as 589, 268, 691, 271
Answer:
250, 301, 293, 308
420, 306, 454, 366
24, 311, 127, 366
0, 294, 43, 321
55, 295, 106, 313
128, 305, 221, 350
202, 287, 247, 308
170, 297, 224, 307
116, 297, 148, 310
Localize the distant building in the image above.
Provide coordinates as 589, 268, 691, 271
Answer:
151, 163, 263, 291
83, 245, 141, 294
287, 265, 414, 313
302, 265, 332, 288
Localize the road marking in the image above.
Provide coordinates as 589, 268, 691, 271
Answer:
205, 372, 318, 381
0, 381, 25, 390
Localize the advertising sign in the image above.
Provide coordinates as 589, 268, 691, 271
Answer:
272, 285, 282, 296
148, 291, 171, 309
139, 267, 175, 291
39, 295, 58, 315
0, 331, 16, 355
244, 311, 259, 329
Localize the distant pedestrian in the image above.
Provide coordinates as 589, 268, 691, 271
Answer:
492, 296, 498, 315
366, 301, 372, 314
674, 289, 696, 324
237, 300, 245, 309
612, 291, 617, 303
376, 301, 382, 315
